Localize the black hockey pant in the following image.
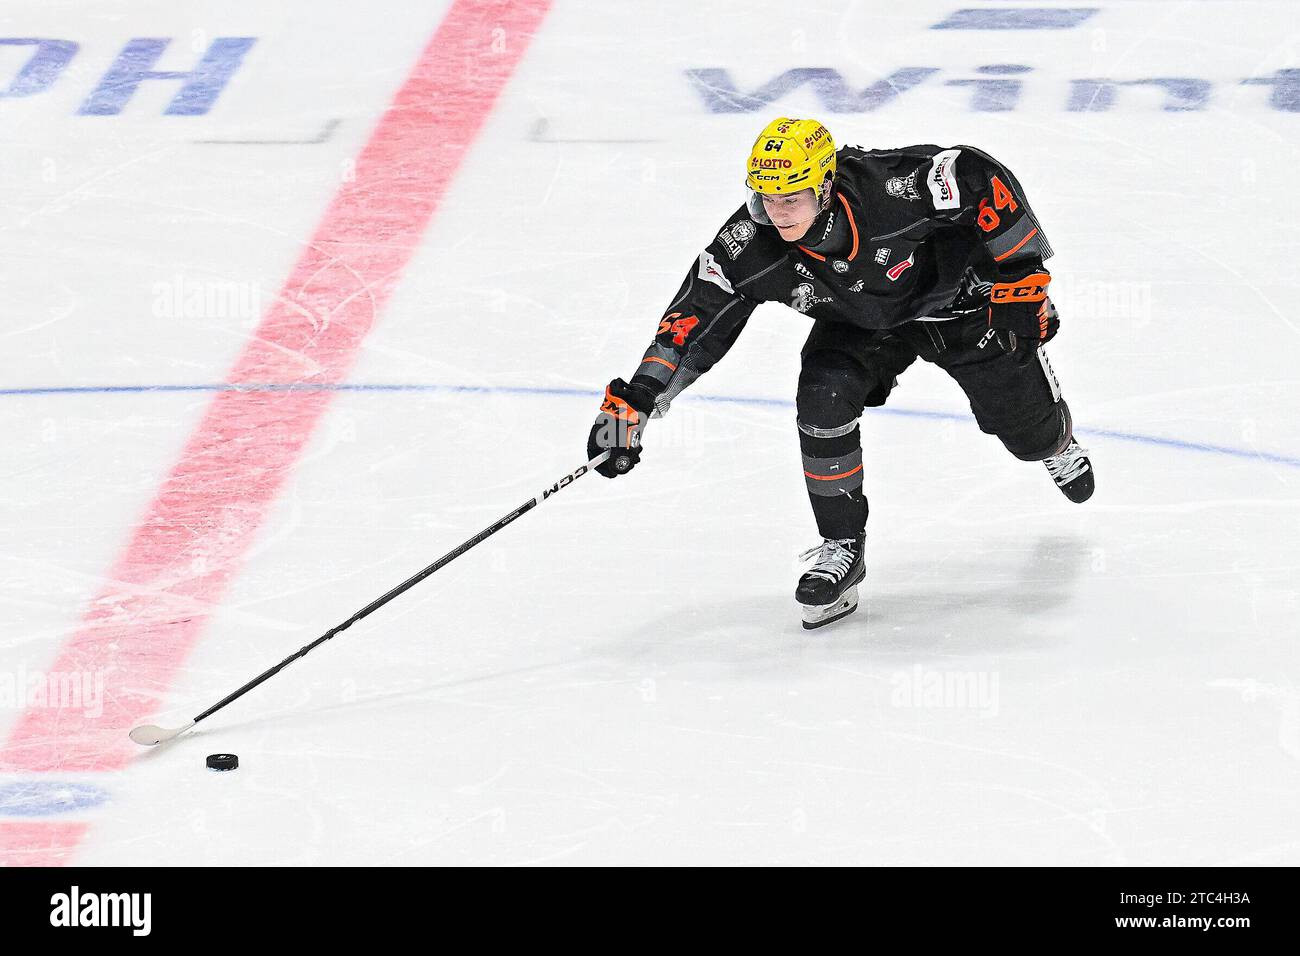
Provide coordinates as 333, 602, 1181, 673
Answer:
796, 315, 1073, 540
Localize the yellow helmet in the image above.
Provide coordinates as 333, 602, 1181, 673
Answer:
745, 117, 836, 196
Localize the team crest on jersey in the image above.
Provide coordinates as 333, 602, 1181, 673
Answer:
717, 219, 758, 260
717, 230, 742, 259
791, 282, 832, 313
874, 247, 891, 265
832, 259, 848, 273
884, 167, 922, 201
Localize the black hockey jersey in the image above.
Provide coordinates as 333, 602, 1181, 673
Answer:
630, 144, 1053, 412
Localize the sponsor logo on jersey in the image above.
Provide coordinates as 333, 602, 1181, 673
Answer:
698, 250, 734, 294
849, 279, 865, 292
832, 259, 849, 273
874, 247, 891, 265
928, 149, 962, 210
885, 251, 915, 281
884, 166, 922, 201
795, 261, 814, 278
791, 281, 833, 313
817, 209, 835, 242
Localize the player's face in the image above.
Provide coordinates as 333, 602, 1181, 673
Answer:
761, 189, 820, 241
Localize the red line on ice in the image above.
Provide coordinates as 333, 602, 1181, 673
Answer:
0, 0, 552, 862
0, 823, 89, 866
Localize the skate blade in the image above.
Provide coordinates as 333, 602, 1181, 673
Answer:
801, 585, 860, 630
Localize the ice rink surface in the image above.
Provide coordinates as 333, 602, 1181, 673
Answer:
1, 0, 1298, 865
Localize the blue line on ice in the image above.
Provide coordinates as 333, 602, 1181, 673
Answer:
3, 381, 1298, 470
0, 781, 111, 816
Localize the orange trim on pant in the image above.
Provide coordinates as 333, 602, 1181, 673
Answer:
804, 463, 864, 481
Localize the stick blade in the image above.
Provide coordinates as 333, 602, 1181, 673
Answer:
129, 722, 193, 746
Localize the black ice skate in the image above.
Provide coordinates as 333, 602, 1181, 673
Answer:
796, 535, 866, 630
1044, 438, 1094, 503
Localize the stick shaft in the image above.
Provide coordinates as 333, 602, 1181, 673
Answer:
190, 452, 610, 725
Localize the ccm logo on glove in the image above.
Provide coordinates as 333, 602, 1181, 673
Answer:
988, 272, 1058, 345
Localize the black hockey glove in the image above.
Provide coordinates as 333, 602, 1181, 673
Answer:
587, 377, 657, 478
987, 272, 1059, 349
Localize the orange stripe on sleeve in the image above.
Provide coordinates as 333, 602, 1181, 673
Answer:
993, 226, 1039, 262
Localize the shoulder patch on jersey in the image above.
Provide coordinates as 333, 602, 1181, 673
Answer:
716, 219, 757, 260
885, 165, 923, 201
698, 250, 735, 294
927, 148, 962, 210
731, 219, 757, 242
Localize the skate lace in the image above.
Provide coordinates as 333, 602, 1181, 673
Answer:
1045, 442, 1091, 485
798, 537, 857, 583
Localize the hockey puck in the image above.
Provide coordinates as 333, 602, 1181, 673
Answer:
205, 753, 239, 772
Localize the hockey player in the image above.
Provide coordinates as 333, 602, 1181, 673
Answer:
588, 117, 1093, 629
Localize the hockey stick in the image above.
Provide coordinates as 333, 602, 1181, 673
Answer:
129, 450, 619, 747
